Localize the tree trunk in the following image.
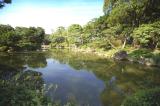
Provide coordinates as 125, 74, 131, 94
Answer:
155, 42, 159, 49
122, 38, 126, 49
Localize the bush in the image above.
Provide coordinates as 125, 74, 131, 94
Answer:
132, 21, 160, 49
0, 46, 8, 52
128, 49, 153, 58
121, 88, 160, 106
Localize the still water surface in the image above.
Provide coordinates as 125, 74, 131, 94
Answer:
0, 50, 160, 106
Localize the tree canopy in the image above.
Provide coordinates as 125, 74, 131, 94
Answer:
0, 0, 11, 8
1, 0, 160, 51
0, 25, 45, 51
49, 0, 160, 50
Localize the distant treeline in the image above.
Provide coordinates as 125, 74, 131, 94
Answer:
49, 0, 160, 50
0, 25, 45, 51
0, 0, 160, 52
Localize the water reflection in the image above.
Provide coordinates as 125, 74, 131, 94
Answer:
33, 59, 105, 106
0, 52, 47, 69
0, 50, 160, 106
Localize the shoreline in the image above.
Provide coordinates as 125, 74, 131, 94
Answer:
70, 47, 160, 67
1, 47, 160, 67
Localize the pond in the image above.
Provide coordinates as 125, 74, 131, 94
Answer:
0, 49, 160, 106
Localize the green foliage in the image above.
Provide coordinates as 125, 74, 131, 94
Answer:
0, 25, 17, 47
103, 0, 119, 14
107, 2, 132, 26
0, 46, 8, 52
128, 49, 160, 66
102, 0, 160, 50
39, 0, 160, 51
67, 24, 83, 46
0, 0, 11, 8
132, 21, 160, 48
49, 15, 110, 49
86, 39, 112, 51
2, 0, 160, 52
106, 0, 160, 26
121, 88, 160, 106
0, 25, 45, 51
128, 49, 153, 58
0, 84, 50, 106
50, 24, 83, 48
52, 26, 66, 37
0, 69, 52, 106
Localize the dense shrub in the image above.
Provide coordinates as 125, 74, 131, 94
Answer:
132, 21, 160, 49
0, 25, 45, 51
0, 46, 8, 52
121, 88, 160, 106
0, 70, 52, 106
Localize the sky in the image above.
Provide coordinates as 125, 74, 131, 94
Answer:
0, 0, 104, 34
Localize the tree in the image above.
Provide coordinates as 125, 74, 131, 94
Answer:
0, 0, 11, 8
50, 26, 67, 48
67, 24, 83, 46
103, 0, 119, 15
106, 0, 160, 27
28, 27, 45, 44
83, 17, 108, 44
103, 0, 160, 50
132, 21, 160, 49
0, 25, 16, 48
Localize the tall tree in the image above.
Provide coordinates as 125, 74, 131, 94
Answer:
67, 24, 83, 46
103, 0, 118, 14
0, 0, 11, 8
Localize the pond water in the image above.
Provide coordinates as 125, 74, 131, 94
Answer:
0, 50, 160, 106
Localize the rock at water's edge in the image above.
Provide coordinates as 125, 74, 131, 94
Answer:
113, 50, 128, 61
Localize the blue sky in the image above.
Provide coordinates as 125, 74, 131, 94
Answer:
0, 0, 104, 33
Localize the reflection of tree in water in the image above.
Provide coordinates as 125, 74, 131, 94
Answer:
26, 53, 47, 68
100, 76, 125, 106
1, 51, 160, 105
0, 64, 51, 106
0, 52, 78, 105
99, 61, 160, 106
48, 49, 113, 71
0, 52, 47, 69
49, 50, 160, 106
0, 64, 19, 80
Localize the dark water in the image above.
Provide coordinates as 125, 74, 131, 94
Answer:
0, 50, 160, 106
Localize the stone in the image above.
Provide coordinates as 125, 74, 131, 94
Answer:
114, 50, 128, 60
